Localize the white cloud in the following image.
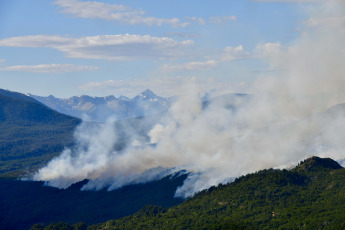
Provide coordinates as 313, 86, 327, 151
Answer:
161, 60, 218, 73
54, 0, 190, 27
163, 32, 201, 39
0, 34, 194, 60
159, 44, 253, 73
255, 42, 282, 58
187, 17, 206, 25
0, 64, 99, 73
209, 16, 237, 24
185, 16, 238, 26
221, 45, 251, 61
158, 43, 280, 74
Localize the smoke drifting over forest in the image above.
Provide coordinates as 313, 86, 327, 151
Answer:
33, 1, 345, 197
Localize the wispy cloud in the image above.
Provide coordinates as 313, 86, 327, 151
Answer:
254, 42, 282, 58
0, 34, 194, 61
185, 16, 237, 26
54, 0, 190, 27
79, 77, 247, 98
163, 32, 202, 39
161, 60, 218, 73
159, 42, 282, 73
187, 17, 207, 25
221, 45, 251, 61
222, 43, 282, 61
0, 64, 99, 73
209, 16, 237, 24
54, 0, 238, 27
160, 44, 254, 73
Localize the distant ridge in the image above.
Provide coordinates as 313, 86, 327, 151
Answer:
28, 89, 170, 122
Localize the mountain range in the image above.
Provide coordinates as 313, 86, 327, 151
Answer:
27, 89, 170, 122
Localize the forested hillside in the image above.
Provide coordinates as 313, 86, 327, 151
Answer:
48, 156, 345, 230
0, 89, 81, 176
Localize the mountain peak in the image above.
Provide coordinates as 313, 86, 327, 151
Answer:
134, 89, 161, 101
140, 89, 156, 97
293, 156, 342, 173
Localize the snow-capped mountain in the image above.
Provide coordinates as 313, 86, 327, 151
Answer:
27, 89, 170, 122
133, 89, 166, 103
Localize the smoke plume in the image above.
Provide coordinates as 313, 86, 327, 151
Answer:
33, 1, 345, 197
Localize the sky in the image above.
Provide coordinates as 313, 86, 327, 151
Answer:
0, 0, 338, 98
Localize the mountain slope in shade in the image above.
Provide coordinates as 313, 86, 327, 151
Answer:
0, 90, 80, 125
28, 89, 170, 122
0, 89, 38, 104
0, 89, 81, 175
0, 172, 188, 230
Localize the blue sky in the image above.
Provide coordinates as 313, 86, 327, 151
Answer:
0, 0, 337, 97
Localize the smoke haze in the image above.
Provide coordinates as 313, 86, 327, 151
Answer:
33, 1, 345, 197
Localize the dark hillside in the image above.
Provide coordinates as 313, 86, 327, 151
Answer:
0, 89, 38, 103
0, 92, 79, 125
0, 173, 187, 230
0, 89, 80, 175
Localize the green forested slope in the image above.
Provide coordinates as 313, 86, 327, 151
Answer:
0, 90, 80, 176
77, 156, 345, 230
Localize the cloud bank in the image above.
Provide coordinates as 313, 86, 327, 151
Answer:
54, 0, 190, 27
0, 34, 194, 61
0, 64, 98, 73
54, 0, 237, 27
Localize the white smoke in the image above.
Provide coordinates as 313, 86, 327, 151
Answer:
33, 0, 345, 197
